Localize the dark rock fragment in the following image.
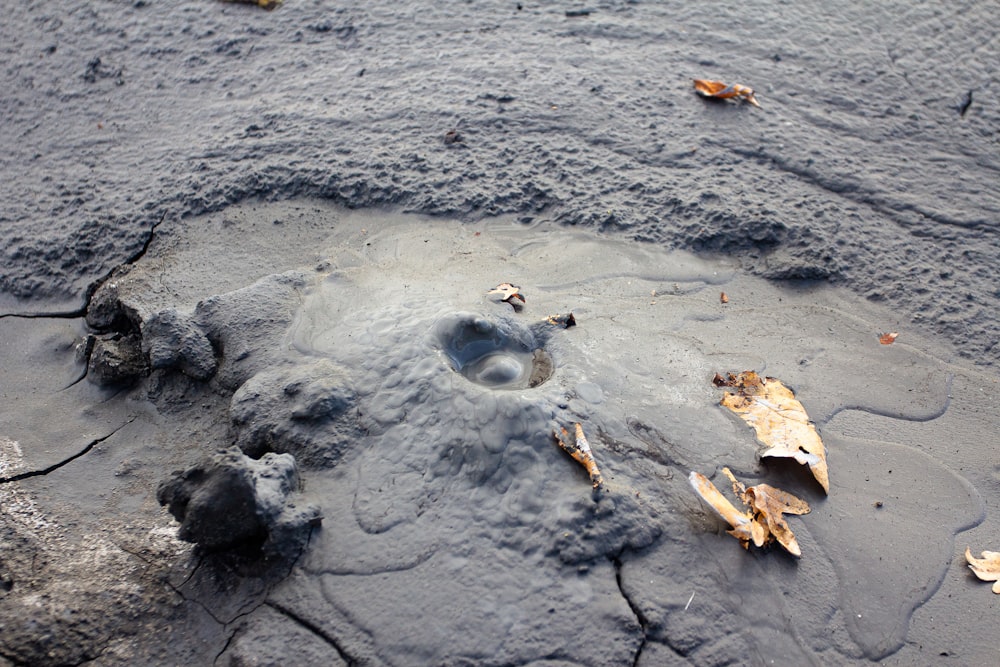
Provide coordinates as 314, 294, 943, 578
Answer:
156, 447, 321, 561
85, 268, 141, 332
87, 334, 145, 386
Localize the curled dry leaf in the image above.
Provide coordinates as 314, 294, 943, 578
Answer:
222, 0, 283, 9
545, 313, 577, 328
720, 292, 729, 304
715, 371, 829, 493
741, 485, 809, 556
965, 547, 1000, 594
488, 282, 525, 304
553, 423, 604, 489
878, 332, 899, 345
689, 468, 810, 556
693, 79, 761, 107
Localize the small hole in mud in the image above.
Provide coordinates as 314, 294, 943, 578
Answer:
435, 313, 553, 390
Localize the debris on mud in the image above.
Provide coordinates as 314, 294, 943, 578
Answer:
693, 78, 761, 107
965, 547, 1000, 594
553, 423, 604, 490
488, 282, 525, 305
879, 332, 899, 345
544, 312, 577, 328
689, 468, 810, 556
221, 0, 283, 10
715, 371, 829, 493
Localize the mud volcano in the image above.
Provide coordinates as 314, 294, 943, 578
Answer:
0, 201, 994, 665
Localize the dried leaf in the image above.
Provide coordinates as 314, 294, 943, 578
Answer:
488, 282, 525, 304
965, 547, 1000, 594
689, 469, 810, 556
221, 0, 283, 9
693, 79, 761, 107
720, 292, 729, 304
744, 484, 810, 556
879, 332, 899, 345
553, 423, 604, 489
545, 313, 577, 328
716, 371, 829, 493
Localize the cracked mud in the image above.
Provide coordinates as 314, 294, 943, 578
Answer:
3, 204, 995, 665
2, 2, 999, 666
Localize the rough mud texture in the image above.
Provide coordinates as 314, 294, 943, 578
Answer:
2, 1, 999, 666
230, 361, 360, 468
2, 1, 999, 365
156, 446, 320, 560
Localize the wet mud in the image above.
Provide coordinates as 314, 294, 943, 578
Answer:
2, 2, 999, 666
3, 202, 996, 665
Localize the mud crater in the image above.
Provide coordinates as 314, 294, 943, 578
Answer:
434, 312, 553, 390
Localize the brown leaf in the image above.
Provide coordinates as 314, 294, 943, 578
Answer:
690, 468, 810, 556
720, 292, 729, 304
693, 79, 761, 107
716, 371, 829, 493
966, 547, 1000, 594
553, 423, 604, 489
744, 483, 810, 557
878, 332, 899, 345
488, 283, 525, 304
545, 313, 577, 328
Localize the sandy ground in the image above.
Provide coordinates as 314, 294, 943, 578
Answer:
1, 2, 999, 666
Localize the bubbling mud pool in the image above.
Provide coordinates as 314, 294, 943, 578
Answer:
62, 201, 983, 665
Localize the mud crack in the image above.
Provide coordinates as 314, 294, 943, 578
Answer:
0, 418, 135, 485
264, 600, 357, 666
0, 212, 165, 320
612, 554, 648, 667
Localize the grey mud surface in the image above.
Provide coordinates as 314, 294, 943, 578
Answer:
1, 2, 998, 666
